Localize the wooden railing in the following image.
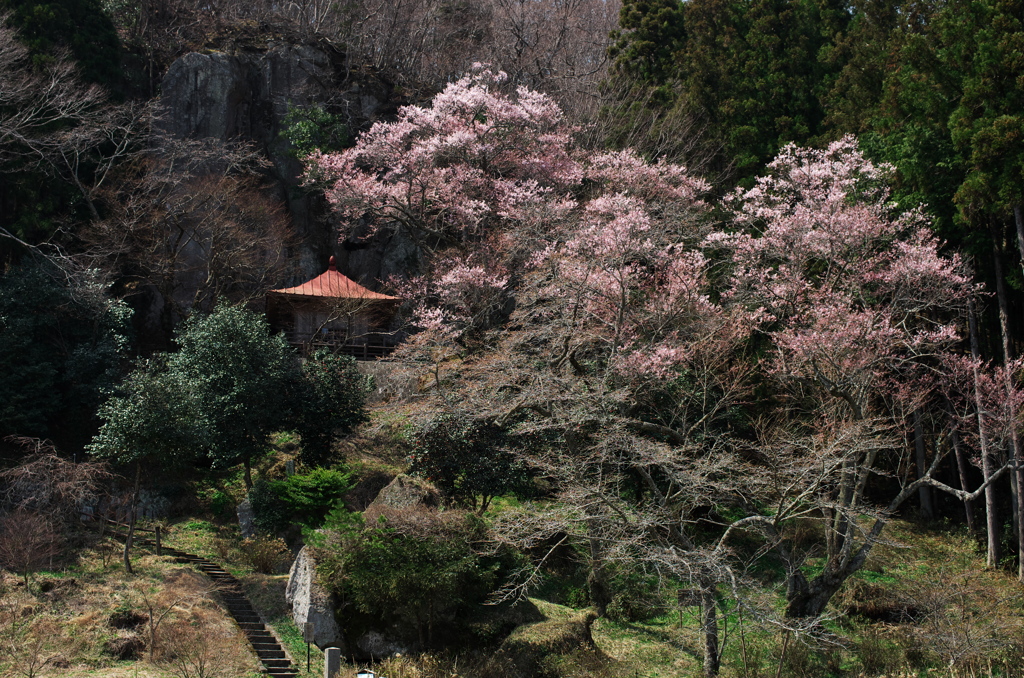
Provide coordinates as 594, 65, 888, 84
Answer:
86, 514, 164, 555
280, 329, 399, 360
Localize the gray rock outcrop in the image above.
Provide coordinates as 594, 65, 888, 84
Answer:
285, 545, 343, 650
159, 45, 338, 279
236, 499, 255, 539
365, 474, 441, 512
354, 630, 409, 657
157, 41, 415, 290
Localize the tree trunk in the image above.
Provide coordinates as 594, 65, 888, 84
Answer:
914, 410, 934, 520
991, 233, 1023, 578
970, 296, 1000, 567
948, 418, 977, 535
123, 462, 141, 575
585, 511, 612, 616
1013, 204, 1024, 269
991, 235, 1015, 553
587, 562, 612, 617
699, 580, 720, 678
784, 567, 847, 619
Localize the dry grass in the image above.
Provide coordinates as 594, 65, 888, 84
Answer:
0, 541, 262, 678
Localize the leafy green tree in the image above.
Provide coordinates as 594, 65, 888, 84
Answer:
295, 349, 368, 467
608, 0, 687, 85
947, 0, 1024, 246
315, 510, 497, 648
88, 355, 201, 573
249, 467, 354, 534
0, 261, 131, 450
90, 305, 295, 481
89, 358, 200, 468
279, 105, 349, 160
90, 304, 299, 567
410, 414, 530, 514
92, 306, 371, 493
820, 0, 968, 241
167, 304, 295, 488
606, 0, 848, 182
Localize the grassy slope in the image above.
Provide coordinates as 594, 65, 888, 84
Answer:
0, 539, 262, 678
9, 407, 1022, 678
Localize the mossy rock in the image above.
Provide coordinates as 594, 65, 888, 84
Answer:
494, 608, 599, 677
464, 597, 546, 645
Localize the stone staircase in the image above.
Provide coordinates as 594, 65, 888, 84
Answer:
134, 538, 300, 677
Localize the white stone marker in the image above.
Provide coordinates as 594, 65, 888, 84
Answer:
324, 647, 342, 678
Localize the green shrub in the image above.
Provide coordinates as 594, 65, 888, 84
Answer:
249, 468, 354, 535
209, 490, 232, 518
295, 350, 368, 467
314, 508, 500, 648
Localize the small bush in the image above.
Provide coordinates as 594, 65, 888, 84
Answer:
315, 508, 500, 648
239, 536, 290, 574
159, 620, 218, 678
410, 414, 532, 513
249, 468, 354, 535
777, 638, 815, 678
604, 567, 667, 623
564, 586, 590, 609
209, 490, 232, 518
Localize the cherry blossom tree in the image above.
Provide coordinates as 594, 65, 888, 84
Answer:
309, 73, 1006, 673
310, 68, 745, 676
706, 137, 983, 618
309, 66, 705, 253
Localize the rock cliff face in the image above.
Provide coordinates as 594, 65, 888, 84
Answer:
286, 545, 344, 650
158, 41, 415, 288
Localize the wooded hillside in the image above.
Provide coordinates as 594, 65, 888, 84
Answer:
2, 0, 1024, 676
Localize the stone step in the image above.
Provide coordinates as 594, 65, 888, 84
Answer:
252, 642, 281, 650
224, 602, 253, 614
227, 606, 257, 615
262, 658, 293, 669
160, 544, 296, 677
257, 648, 286, 659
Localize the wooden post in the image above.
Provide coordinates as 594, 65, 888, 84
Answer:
155, 525, 162, 556
124, 462, 141, 575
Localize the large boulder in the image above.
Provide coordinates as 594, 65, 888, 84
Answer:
285, 545, 342, 650
364, 474, 440, 515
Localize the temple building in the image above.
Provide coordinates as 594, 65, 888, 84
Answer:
266, 257, 401, 359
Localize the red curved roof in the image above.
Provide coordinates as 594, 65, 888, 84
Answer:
269, 257, 399, 300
